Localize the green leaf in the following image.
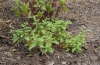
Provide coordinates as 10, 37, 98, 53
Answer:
39, 38, 44, 42
41, 30, 45, 34
62, 26, 66, 30
47, 22, 52, 27
15, 0, 19, 5
46, 3, 53, 12
45, 42, 52, 48
52, 40, 59, 44
45, 3, 50, 9
38, 38, 44, 48
21, 22, 28, 27
15, 11, 20, 16
60, 0, 66, 5
28, 12, 32, 18
60, 38, 63, 42
72, 48, 76, 53
24, 36, 30, 41
37, 11, 43, 18
62, 5, 68, 12
29, 43, 37, 50
13, 34, 19, 43
20, 3, 29, 14
41, 5, 46, 11
48, 6, 53, 12
25, 43, 30, 47
39, 43, 44, 48
48, 47, 54, 53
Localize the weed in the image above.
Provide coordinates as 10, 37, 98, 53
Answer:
63, 28, 85, 53
10, 17, 72, 53
11, 0, 85, 53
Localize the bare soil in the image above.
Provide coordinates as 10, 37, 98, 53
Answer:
0, 0, 100, 65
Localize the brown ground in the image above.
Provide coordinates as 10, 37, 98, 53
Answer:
0, 0, 100, 65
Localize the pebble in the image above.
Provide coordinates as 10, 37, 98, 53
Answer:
62, 61, 66, 65
90, 55, 98, 61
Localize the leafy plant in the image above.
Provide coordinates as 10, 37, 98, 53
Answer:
11, 0, 85, 53
13, 0, 68, 18
63, 28, 85, 53
10, 17, 71, 53
13, 0, 29, 16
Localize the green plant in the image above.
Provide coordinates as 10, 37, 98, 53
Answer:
13, 0, 29, 16
63, 28, 85, 53
13, 0, 68, 18
10, 17, 85, 53
11, 0, 85, 53
10, 17, 71, 53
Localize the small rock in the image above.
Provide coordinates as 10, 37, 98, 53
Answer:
62, 61, 66, 65
12, 48, 16, 52
16, 56, 22, 60
90, 55, 98, 61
